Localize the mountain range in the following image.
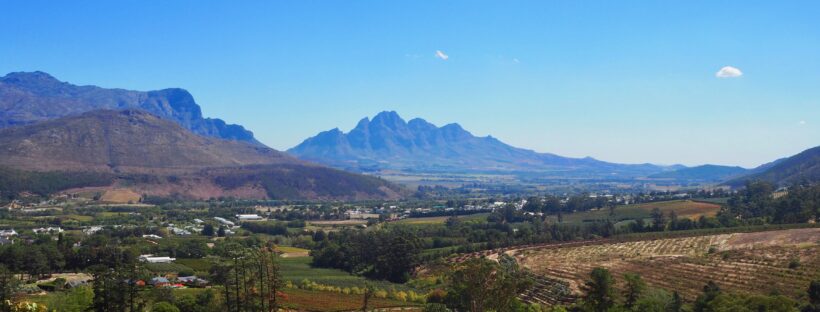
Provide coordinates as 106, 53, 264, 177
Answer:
289, 111, 820, 186
649, 165, 751, 182
289, 111, 679, 178
0, 71, 259, 144
1, 71, 816, 197
725, 146, 820, 187
0, 73, 404, 200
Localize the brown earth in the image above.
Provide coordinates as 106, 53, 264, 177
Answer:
509, 228, 820, 302
99, 189, 141, 204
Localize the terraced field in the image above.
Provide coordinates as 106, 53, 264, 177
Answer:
510, 228, 820, 304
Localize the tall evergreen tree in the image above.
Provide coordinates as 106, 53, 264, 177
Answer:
584, 267, 615, 312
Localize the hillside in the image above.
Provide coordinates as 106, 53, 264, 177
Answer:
727, 145, 820, 186
0, 110, 403, 200
0, 109, 294, 174
648, 164, 749, 182
289, 111, 675, 178
0, 71, 259, 144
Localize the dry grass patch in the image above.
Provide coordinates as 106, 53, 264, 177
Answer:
99, 189, 141, 204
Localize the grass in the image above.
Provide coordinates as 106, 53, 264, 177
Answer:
693, 197, 731, 205
144, 262, 194, 274
175, 258, 213, 272
279, 256, 410, 290
556, 200, 720, 224
60, 214, 94, 222
396, 213, 489, 225
277, 246, 310, 253
276, 246, 310, 257
395, 216, 451, 225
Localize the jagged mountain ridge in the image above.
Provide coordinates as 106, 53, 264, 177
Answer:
0, 71, 259, 144
0, 109, 404, 200
289, 111, 675, 177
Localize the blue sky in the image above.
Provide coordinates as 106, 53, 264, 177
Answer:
1, 1, 818, 167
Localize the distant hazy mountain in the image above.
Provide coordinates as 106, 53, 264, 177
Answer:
0, 71, 260, 144
726, 145, 820, 186
0, 110, 403, 200
649, 165, 750, 182
289, 111, 676, 178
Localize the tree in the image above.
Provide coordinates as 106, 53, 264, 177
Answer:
310, 228, 421, 283
202, 224, 215, 236
583, 268, 615, 312
632, 288, 674, 312
622, 273, 646, 309
444, 257, 532, 312
693, 281, 721, 312
669, 291, 683, 312
152, 302, 181, 312
0, 265, 20, 312
214, 246, 285, 312
217, 226, 226, 237
177, 239, 209, 258
667, 211, 679, 231
650, 208, 666, 231
372, 230, 422, 283
701, 292, 796, 312
43, 285, 93, 312
423, 303, 451, 312
361, 283, 374, 312
90, 265, 142, 312
805, 280, 820, 312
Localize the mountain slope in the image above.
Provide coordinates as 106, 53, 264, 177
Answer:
289, 111, 674, 178
0, 109, 291, 173
649, 165, 750, 182
0, 71, 259, 144
0, 110, 403, 200
726, 146, 820, 186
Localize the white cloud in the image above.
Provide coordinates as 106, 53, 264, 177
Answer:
435, 50, 449, 60
799, 120, 807, 125
715, 66, 743, 78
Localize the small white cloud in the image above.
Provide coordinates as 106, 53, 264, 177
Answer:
435, 50, 449, 60
716, 66, 743, 78
799, 120, 806, 125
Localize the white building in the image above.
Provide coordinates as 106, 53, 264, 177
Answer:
142, 234, 163, 239
169, 227, 191, 235
139, 254, 176, 263
0, 229, 18, 237
345, 210, 379, 220
33, 227, 64, 235
236, 214, 263, 221
214, 217, 235, 227
83, 226, 103, 235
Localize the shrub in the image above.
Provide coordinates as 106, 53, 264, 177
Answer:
152, 302, 180, 312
